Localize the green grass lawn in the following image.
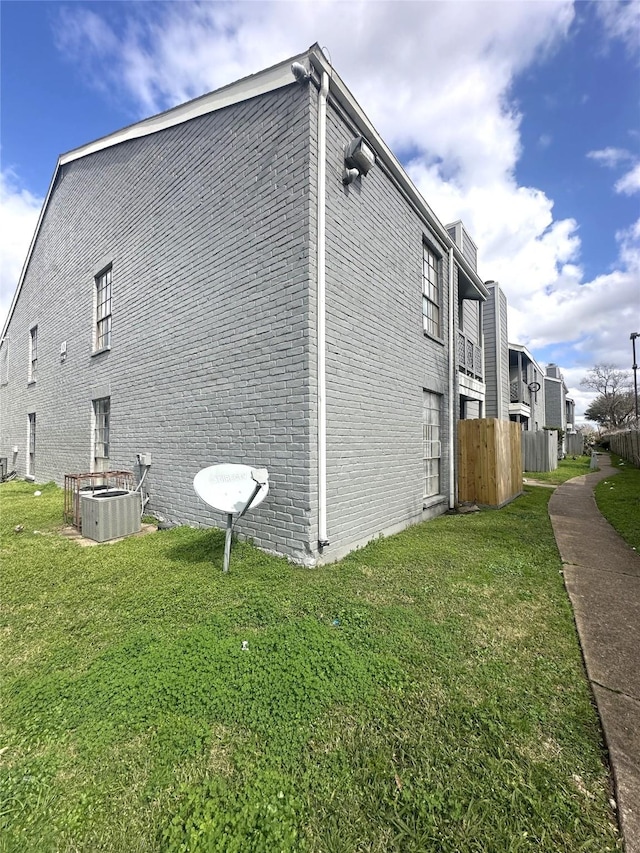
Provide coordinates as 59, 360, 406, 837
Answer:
0, 481, 621, 852
595, 454, 640, 552
524, 454, 592, 485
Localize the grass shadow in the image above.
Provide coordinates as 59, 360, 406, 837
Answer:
165, 528, 226, 564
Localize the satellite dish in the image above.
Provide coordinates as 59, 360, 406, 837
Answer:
194, 463, 269, 514
193, 464, 269, 572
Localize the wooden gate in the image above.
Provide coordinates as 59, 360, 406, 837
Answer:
458, 419, 523, 507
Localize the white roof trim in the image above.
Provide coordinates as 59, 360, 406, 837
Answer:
60, 52, 306, 167
508, 343, 545, 373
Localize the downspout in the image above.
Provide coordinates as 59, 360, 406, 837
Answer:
448, 248, 456, 510
478, 300, 484, 417
317, 70, 330, 548
495, 288, 504, 419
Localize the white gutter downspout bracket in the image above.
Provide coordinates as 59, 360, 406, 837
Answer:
317, 70, 330, 549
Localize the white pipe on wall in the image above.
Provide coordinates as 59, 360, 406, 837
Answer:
448, 247, 456, 510
317, 70, 330, 548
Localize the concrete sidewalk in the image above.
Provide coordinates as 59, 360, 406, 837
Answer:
548, 453, 640, 853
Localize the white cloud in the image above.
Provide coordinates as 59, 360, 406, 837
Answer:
588, 147, 640, 196
594, 0, 640, 58
0, 170, 43, 333
615, 162, 640, 195
53, 0, 574, 189
586, 147, 633, 168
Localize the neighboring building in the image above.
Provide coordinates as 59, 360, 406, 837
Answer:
447, 221, 486, 420
565, 395, 576, 432
0, 44, 488, 564
508, 344, 546, 431
482, 281, 509, 420
544, 363, 575, 453
482, 282, 575, 444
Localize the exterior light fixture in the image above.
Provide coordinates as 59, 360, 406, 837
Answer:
291, 62, 310, 83
343, 136, 375, 184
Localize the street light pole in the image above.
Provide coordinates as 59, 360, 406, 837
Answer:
631, 333, 639, 423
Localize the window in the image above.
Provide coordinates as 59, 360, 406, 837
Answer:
422, 244, 441, 338
93, 397, 110, 472
95, 267, 112, 351
422, 391, 442, 499
28, 413, 36, 477
29, 326, 38, 382
0, 341, 8, 385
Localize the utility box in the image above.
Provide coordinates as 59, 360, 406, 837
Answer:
80, 491, 141, 542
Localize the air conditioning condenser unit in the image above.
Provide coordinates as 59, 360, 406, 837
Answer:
80, 490, 141, 542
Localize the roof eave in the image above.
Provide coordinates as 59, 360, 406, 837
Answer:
59, 49, 309, 167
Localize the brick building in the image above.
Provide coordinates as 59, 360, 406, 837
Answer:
0, 44, 487, 563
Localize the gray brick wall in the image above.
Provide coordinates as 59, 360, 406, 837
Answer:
0, 84, 318, 562
320, 104, 452, 560
1, 76, 462, 564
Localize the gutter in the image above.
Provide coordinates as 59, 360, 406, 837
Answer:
448, 248, 456, 510
317, 69, 330, 549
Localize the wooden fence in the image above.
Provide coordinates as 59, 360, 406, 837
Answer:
609, 430, 640, 468
522, 430, 558, 472
458, 419, 523, 507
566, 433, 585, 456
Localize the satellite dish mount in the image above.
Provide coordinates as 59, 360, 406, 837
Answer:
193, 464, 269, 572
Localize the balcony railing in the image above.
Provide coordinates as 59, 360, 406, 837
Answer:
511, 379, 534, 405
458, 332, 483, 381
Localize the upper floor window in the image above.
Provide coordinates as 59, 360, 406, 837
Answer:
95, 267, 112, 351
1, 341, 8, 386
29, 326, 38, 383
422, 244, 441, 338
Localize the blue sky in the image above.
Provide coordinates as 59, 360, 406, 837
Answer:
1, 0, 639, 419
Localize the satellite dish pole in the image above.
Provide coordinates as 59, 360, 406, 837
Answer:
194, 464, 269, 573
223, 513, 233, 574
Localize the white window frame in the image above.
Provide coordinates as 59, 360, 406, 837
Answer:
29, 325, 38, 383
0, 341, 8, 386
422, 244, 441, 339
92, 397, 110, 473
423, 391, 442, 499
27, 412, 36, 478
94, 266, 112, 351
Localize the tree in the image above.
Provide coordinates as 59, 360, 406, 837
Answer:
583, 393, 634, 429
581, 364, 634, 429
